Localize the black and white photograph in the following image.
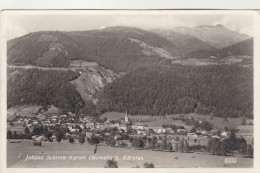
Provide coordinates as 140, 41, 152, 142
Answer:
1, 10, 257, 169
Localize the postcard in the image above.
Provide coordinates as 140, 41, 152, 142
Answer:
0, 10, 259, 172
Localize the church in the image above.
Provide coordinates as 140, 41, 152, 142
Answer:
122, 111, 130, 124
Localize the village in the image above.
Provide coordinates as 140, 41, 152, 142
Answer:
7, 107, 240, 153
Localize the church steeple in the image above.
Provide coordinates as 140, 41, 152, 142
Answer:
125, 110, 129, 122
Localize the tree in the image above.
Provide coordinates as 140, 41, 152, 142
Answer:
162, 138, 167, 150
241, 118, 247, 125
105, 159, 118, 168
24, 127, 30, 135
224, 126, 229, 132
143, 162, 155, 168
190, 127, 196, 133
228, 129, 237, 151
44, 131, 52, 139
55, 131, 62, 142
166, 142, 173, 150
78, 134, 85, 144
150, 137, 157, 149
221, 141, 230, 156
213, 139, 221, 155
184, 140, 189, 153
88, 134, 100, 145
69, 137, 74, 144
13, 131, 18, 139
105, 135, 116, 146
175, 143, 179, 152
179, 140, 184, 153
7, 130, 12, 139
247, 144, 253, 158
239, 142, 247, 155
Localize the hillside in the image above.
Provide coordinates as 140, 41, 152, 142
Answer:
7, 26, 254, 118
9, 26, 248, 72
7, 27, 184, 72
173, 24, 250, 49
97, 64, 253, 118
7, 60, 120, 114
187, 38, 253, 59
7, 67, 83, 112
152, 29, 216, 56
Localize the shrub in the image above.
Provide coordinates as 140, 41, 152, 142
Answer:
69, 137, 74, 144
105, 159, 118, 168
143, 162, 155, 168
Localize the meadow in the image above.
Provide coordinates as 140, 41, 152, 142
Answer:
100, 112, 253, 130
7, 142, 253, 168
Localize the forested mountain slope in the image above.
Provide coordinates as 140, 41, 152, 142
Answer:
97, 64, 253, 118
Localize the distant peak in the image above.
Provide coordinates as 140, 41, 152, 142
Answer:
195, 24, 225, 28
215, 24, 225, 28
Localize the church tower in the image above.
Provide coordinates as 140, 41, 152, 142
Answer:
125, 111, 129, 122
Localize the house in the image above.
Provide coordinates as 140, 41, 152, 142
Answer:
137, 129, 149, 136
70, 129, 77, 133
79, 124, 84, 129
221, 131, 229, 137
26, 124, 33, 127
132, 125, 138, 130
165, 128, 174, 134
119, 125, 127, 131
105, 120, 111, 124
114, 135, 121, 140
211, 129, 218, 134
60, 115, 67, 118
153, 127, 166, 134
212, 135, 220, 139
32, 135, 40, 140
109, 123, 120, 129
86, 122, 95, 129
32, 121, 39, 126
67, 124, 73, 129
187, 133, 198, 137
65, 132, 70, 137
197, 130, 207, 135
137, 124, 144, 130
86, 132, 93, 138
177, 129, 187, 133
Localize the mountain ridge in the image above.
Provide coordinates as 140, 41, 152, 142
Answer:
172, 25, 250, 49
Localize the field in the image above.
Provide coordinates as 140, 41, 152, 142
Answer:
100, 112, 253, 130
7, 142, 253, 168
7, 105, 42, 120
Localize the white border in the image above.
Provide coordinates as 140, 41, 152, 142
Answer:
0, 0, 260, 10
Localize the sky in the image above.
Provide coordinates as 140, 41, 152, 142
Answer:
3, 11, 254, 40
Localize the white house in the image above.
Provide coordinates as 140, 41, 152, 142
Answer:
86, 122, 95, 129
137, 129, 149, 135
177, 129, 187, 133
187, 133, 198, 137
153, 127, 166, 134
132, 125, 138, 130
212, 135, 220, 139
221, 131, 229, 137
137, 124, 144, 130
165, 128, 174, 134
119, 125, 127, 131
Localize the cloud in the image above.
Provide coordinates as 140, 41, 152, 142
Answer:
240, 27, 253, 36
6, 20, 28, 40
212, 15, 253, 36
